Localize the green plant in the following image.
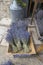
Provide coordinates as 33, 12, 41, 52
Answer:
16, 0, 26, 8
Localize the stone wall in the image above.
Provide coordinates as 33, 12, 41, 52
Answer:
0, 0, 12, 20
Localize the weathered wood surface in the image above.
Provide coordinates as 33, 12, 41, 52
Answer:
0, 18, 43, 65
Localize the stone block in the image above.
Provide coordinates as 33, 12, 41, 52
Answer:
0, 35, 3, 42
0, 26, 7, 35
0, 34, 9, 53
0, 26, 10, 43
0, 18, 11, 26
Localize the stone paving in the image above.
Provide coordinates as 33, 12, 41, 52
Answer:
0, 18, 43, 65
0, 0, 12, 20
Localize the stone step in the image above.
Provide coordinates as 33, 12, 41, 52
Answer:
10, 57, 43, 65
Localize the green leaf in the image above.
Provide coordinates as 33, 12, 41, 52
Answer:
16, 0, 26, 7
21, 2, 26, 7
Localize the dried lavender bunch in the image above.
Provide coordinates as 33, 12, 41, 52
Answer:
6, 19, 30, 52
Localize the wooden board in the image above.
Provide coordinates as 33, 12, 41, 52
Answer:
8, 36, 36, 55
34, 19, 43, 53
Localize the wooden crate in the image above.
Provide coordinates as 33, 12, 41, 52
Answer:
0, 18, 36, 55
8, 36, 36, 55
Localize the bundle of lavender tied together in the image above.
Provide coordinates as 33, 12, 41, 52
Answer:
6, 20, 31, 53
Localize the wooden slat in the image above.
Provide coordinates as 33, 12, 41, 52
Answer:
32, 19, 43, 53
